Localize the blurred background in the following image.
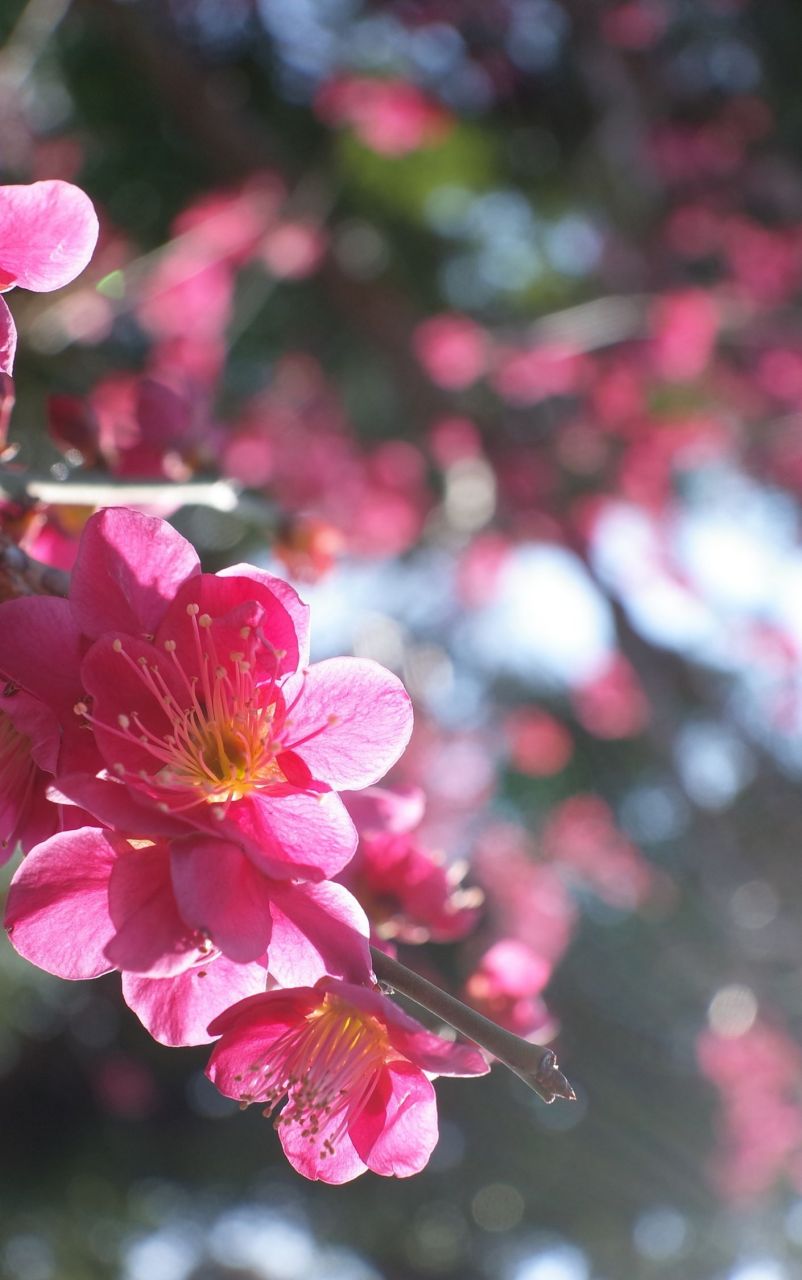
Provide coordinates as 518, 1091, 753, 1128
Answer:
4, 0, 802, 1276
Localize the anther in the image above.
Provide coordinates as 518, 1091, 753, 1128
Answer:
186, 603, 199, 616
118, 714, 130, 729
112, 639, 123, 653
164, 639, 176, 652
73, 701, 88, 716
199, 613, 212, 628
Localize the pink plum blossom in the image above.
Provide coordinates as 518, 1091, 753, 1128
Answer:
4, 825, 370, 1046
464, 940, 555, 1041
206, 978, 489, 1183
0, 508, 413, 877
0, 179, 99, 373
0, 683, 89, 860
342, 786, 482, 943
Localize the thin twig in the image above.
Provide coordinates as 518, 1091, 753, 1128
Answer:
370, 946, 576, 1105
0, 469, 279, 527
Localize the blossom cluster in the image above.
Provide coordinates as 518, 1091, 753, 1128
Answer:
0, 506, 489, 1181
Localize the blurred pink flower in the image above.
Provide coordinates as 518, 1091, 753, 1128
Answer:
0, 178, 99, 372
316, 76, 452, 155
504, 707, 574, 776
342, 786, 482, 944
465, 939, 555, 1040
413, 314, 488, 390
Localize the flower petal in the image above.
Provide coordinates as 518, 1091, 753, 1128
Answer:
350, 1061, 438, 1177
156, 572, 300, 683
169, 837, 273, 964
123, 955, 267, 1047
4, 827, 119, 979
0, 180, 98, 291
53, 773, 194, 840
0, 296, 16, 374
281, 1117, 368, 1184
70, 508, 200, 640
104, 840, 201, 977
218, 564, 311, 668
387, 1025, 490, 1077
267, 880, 370, 987
228, 791, 358, 881
0, 596, 85, 718
283, 658, 413, 790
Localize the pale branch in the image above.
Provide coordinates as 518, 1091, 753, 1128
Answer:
370, 946, 576, 1105
0, 468, 278, 526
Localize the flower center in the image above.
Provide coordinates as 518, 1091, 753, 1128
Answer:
239, 995, 389, 1161
78, 603, 291, 807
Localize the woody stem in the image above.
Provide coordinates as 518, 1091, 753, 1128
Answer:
370, 945, 576, 1105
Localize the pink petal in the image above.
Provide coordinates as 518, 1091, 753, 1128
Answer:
227, 791, 358, 880
53, 774, 193, 840
350, 1061, 438, 1177
2, 686, 60, 773
0, 180, 98, 292
218, 564, 311, 668
207, 987, 318, 1039
206, 999, 314, 1092
81, 633, 188, 777
267, 880, 370, 987
123, 955, 268, 1047
281, 1116, 368, 1184
4, 827, 119, 979
0, 596, 85, 719
104, 840, 201, 977
169, 838, 273, 963
155, 572, 300, 683
70, 508, 200, 640
344, 784, 426, 835
0, 296, 16, 374
282, 658, 413, 790
387, 1025, 489, 1077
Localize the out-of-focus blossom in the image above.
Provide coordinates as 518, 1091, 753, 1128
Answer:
649, 289, 719, 382
274, 515, 345, 583
315, 76, 452, 155
474, 822, 578, 966
601, 2, 669, 50
206, 979, 488, 1183
541, 794, 656, 910
464, 939, 555, 1040
342, 786, 482, 944
698, 1017, 802, 1201
491, 342, 586, 406
49, 373, 217, 481
570, 654, 650, 739
0, 179, 99, 373
504, 707, 574, 776
412, 314, 488, 390
262, 221, 327, 280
